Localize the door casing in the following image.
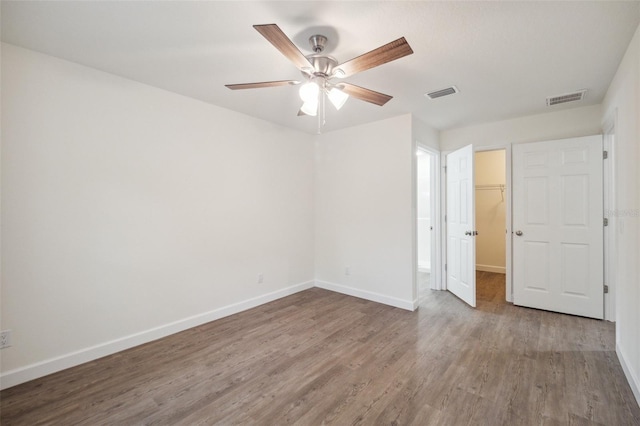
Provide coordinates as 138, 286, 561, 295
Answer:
603, 113, 617, 322
413, 143, 442, 305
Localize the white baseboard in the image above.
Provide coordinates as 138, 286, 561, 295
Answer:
476, 264, 506, 274
0, 280, 314, 390
315, 280, 416, 311
617, 343, 640, 407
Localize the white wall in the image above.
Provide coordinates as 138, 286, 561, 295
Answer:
602, 24, 640, 405
440, 104, 603, 151
475, 150, 506, 273
315, 115, 416, 309
0, 44, 315, 387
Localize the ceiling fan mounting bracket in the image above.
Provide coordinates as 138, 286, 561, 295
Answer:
309, 34, 328, 53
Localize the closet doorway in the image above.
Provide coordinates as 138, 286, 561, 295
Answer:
474, 150, 507, 302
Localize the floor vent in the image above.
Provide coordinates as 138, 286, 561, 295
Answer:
426, 86, 459, 99
546, 90, 587, 106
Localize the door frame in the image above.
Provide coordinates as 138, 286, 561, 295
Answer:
603, 112, 617, 322
413, 143, 442, 304
441, 143, 512, 302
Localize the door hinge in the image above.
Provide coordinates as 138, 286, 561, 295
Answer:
603, 151, 608, 159
604, 218, 609, 226
445, 263, 447, 272
604, 284, 609, 294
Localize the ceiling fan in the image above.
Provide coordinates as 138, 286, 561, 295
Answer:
225, 24, 413, 130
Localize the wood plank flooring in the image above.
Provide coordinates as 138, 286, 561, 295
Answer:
2, 272, 639, 425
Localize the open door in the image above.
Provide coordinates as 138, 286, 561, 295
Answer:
512, 135, 603, 319
446, 144, 476, 307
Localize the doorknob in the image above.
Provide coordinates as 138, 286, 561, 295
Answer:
515, 230, 523, 236
465, 231, 472, 236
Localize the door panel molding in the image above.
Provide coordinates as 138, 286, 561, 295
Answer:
446, 144, 476, 307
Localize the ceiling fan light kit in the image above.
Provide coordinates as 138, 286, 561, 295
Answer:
298, 79, 349, 116
327, 87, 349, 110
299, 80, 320, 103
300, 100, 318, 117
225, 24, 413, 133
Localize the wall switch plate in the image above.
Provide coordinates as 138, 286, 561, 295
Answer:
0, 330, 12, 349
345, 267, 351, 276
257, 273, 264, 284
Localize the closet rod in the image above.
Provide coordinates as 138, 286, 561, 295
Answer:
475, 184, 505, 190
475, 184, 505, 201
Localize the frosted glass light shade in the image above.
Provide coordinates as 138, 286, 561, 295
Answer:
299, 82, 320, 103
300, 99, 318, 116
327, 88, 349, 110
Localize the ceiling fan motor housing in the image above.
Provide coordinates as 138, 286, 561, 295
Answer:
306, 55, 339, 78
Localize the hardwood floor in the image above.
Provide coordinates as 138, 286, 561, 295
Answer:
2, 272, 639, 425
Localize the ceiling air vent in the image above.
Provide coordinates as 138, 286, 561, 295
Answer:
546, 90, 587, 106
426, 86, 459, 100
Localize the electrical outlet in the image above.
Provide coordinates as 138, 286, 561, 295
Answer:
0, 330, 12, 349
345, 267, 351, 276
257, 273, 264, 284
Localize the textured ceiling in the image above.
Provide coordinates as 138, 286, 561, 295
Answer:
2, 1, 639, 134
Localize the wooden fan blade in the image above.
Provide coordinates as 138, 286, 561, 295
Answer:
336, 37, 413, 78
225, 80, 299, 90
254, 24, 313, 71
339, 83, 393, 106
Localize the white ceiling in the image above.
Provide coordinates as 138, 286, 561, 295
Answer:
2, 1, 639, 134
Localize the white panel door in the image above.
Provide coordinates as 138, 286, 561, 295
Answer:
513, 135, 603, 319
446, 144, 476, 307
